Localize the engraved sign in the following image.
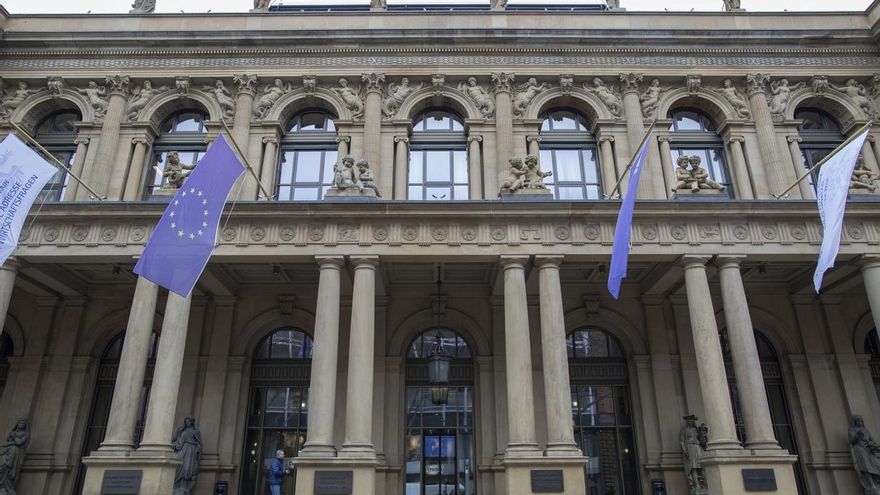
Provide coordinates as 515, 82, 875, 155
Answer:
101, 470, 143, 494
315, 470, 354, 495
530, 470, 564, 493
742, 468, 777, 491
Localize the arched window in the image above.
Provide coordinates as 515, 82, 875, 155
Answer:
796, 108, 844, 188
405, 328, 476, 495
539, 109, 602, 200
0, 333, 13, 402
408, 109, 469, 201
566, 328, 639, 495
145, 110, 209, 199
720, 330, 806, 494
277, 110, 338, 201
241, 328, 313, 495
34, 110, 81, 202
667, 108, 733, 197
866, 329, 880, 402
74, 332, 159, 494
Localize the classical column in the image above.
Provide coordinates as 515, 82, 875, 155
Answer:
393, 136, 409, 199
122, 138, 150, 201
98, 276, 159, 452
258, 137, 278, 200
137, 291, 193, 452
681, 256, 741, 451
727, 136, 754, 199
501, 255, 539, 455
871, 136, 880, 172
785, 136, 812, 199
468, 135, 483, 199
745, 74, 790, 196
492, 73, 516, 167
526, 135, 541, 157
231, 74, 257, 198
597, 135, 618, 195
337, 135, 351, 160
63, 137, 90, 200
535, 256, 579, 455
362, 73, 385, 170
619, 73, 645, 150
341, 256, 379, 458
80, 75, 128, 200
717, 256, 779, 450
657, 136, 675, 198
0, 258, 18, 338
301, 256, 345, 457
861, 139, 880, 175
861, 257, 880, 334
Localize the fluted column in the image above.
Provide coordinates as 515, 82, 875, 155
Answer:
492, 73, 516, 168
681, 256, 741, 451
501, 255, 540, 456
527, 135, 541, 156
341, 256, 379, 458
98, 276, 159, 452
362, 73, 385, 170
394, 136, 409, 199
467, 135, 483, 199
258, 137, 278, 200
63, 137, 90, 200
746, 74, 790, 197
598, 136, 617, 195
80, 76, 128, 200
657, 136, 675, 198
727, 136, 754, 199
137, 291, 192, 452
785, 136, 812, 199
302, 256, 345, 457
535, 256, 579, 455
717, 256, 779, 450
861, 257, 880, 335
861, 139, 880, 176
619, 73, 645, 149
337, 135, 351, 160
122, 138, 150, 201
231, 74, 258, 198
870, 136, 880, 171
0, 258, 18, 339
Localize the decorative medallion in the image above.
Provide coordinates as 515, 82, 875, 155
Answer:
670, 225, 687, 241
761, 225, 778, 240
222, 228, 236, 242
584, 224, 600, 241
640, 225, 658, 241
308, 226, 324, 242
100, 227, 118, 242
490, 225, 507, 241
373, 225, 389, 242
431, 226, 449, 242
848, 225, 865, 240
130, 227, 146, 242
402, 226, 419, 242
338, 225, 359, 242
790, 225, 807, 240
72, 226, 89, 242
698, 225, 720, 239
554, 225, 571, 241
279, 226, 296, 241
250, 227, 266, 242
461, 225, 477, 241
732, 225, 749, 240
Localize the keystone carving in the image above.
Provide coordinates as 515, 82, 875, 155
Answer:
175, 76, 191, 95
512, 78, 548, 117
686, 74, 702, 95
559, 74, 574, 95
431, 74, 446, 96
302, 75, 317, 95
811, 75, 830, 94
383, 78, 422, 118
584, 78, 621, 117
458, 77, 495, 117
713, 79, 750, 118
203, 80, 236, 119
254, 78, 294, 119
47, 77, 64, 98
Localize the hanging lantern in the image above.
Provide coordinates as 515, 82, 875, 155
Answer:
428, 332, 451, 404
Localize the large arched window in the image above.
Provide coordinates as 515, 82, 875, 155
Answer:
74, 332, 158, 494
277, 110, 338, 201
539, 109, 602, 200
866, 329, 880, 402
566, 328, 639, 495
405, 328, 476, 495
0, 333, 13, 402
408, 109, 469, 200
241, 328, 313, 495
796, 108, 844, 188
720, 330, 806, 494
34, 110, 81, 202
145, 110, 209, 199
667, 108, 733, 197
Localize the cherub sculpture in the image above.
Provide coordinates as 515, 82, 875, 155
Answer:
162, 151, 196, 189
689, 155, 725, 191
333, 78, 364, 120
500, 158, 528, 194
458, 77, 495, 117
523, 154, 552, 189
383, 78, 422, 118
512, 78, 548, 117
851, 154, 879, 192
127, 80, 168, 121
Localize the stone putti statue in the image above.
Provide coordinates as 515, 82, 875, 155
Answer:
680, 415, 708, 495
253, 0, 272, 10
672, 155, 725, 193
500, 155, 552, 195
327, 155, 381, 198
129, 0, 156, 14
850, 415, 880, 494
851, 154, 880, 193
0, 418, 30, 495
162, 151, 196, 190
172, 416, 202, 495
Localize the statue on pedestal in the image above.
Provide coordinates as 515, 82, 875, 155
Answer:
672, 155, 695, 192
162, 151, 196, 190
129, 0, 156, 14
172, 417, 202, 495
523, 154, 552, 190
680, 415, 708, 495
688, 155, 725, 191
850, 415, 880, 494
500, 158, 527, 194
851, 155, 879, 193
0, 418, 30, 495
327, 155, 380, 198
356, 159, 381, 197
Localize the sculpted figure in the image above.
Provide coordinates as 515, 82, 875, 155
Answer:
253, 0, 272, 9
851, 155, 879, 192
0, 419, 30, 495
333, 155, 359, 191
850, 415, 880, 494
689, 155, 725, 191
523, 154, 552, 189
203, 80, 236, 119
458, 77, 495, 117
833, 79, 876, 118
714, 79, 750, 118
512, 78, 548, 117
76, 82, 109, 120
584, 78, 621, 117
769, 78, 804, 115
500, 158, 528, 194
163, 151, 196, 189
127, 80, 168, 121
370, 0, 387, 8
640, 79, 664, 119
672, 155, 695, 192
490, 0, 508, 7
723, 0, 741, 10
333, 78, 364, 120
255, 79, 292, 119
680, 415, 707, 495
0, 82, 38, 119
383, 78, 422, 118
356, 159, 381, 197
172, 417, 202, 495
129, 0, 156, 13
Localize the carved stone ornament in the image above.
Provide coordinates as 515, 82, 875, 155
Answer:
326, 155, 381, 198
253, 0, 271, 10
431, 74, 446, 96
769, 78, 804, 115
723, 0, 742, 11
362, 72, 386, 93
127, 80, 169, 121
491, 72, 515, 94
232, 73, 258, 96
302, 75, 317, 95
75, 81, 109, 120
162, 151, 196, 190
851, 155, 880, 193
640, 79, 666, 119
583, 78, 621, 117
672, 155, 725, 194
383, 78, 423, 118
370, 0, 387, 8
512, 78, 548, 117
713, 79, 751, 119
129, 0, 156, 14
203, 80, 236, 119
106, 75, 131, 96
745, 73, 770, 96
619, 72, 644, 95
849, 414, 880, 494
872, 73, 880, 98
811, 75, 830, 95
680, 415, 708, 495
254, 78, 294, 119
500, 155, 552, 195
333, 78, 365, 120
686, 74, 702, 95
0, 82, 39, 119
172, 416, 202, 495
559, 74, 574, 95
0, 418, 30, 494
47, 77, 64, 98
832, 79, 876, 118
490, 0, 508, 8
175, 76, 191, 95
458, 77, 495, 117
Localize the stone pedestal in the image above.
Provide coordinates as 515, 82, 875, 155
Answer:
502, 456, 586, 495
293, 457, 377, 495
81, 453, 181, 495
672, 189, 728, 201
500, 189, 553, 202
700, 450, 798, 495
324, 188, 379, 201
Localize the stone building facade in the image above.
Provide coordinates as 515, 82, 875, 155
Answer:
0, 1, 880, 494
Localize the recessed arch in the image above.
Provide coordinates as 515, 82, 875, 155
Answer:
854, 311, 878, 355
785, 89, 864, 126
713, 304, 802, 356
267, 88, 351, 123
657, 88, 740, 126
139, 90, 220, 127
395, 86, 483, 122
11, 89, 91, 130
230, 306, 316, 359
75, 305, 164, 358
526, 88, 612, 123
563, 305, 647, 356
2, 313, 25, 358
388, 307, 489, 358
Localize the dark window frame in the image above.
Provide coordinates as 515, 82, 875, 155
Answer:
408, 109, 469, 201
276, 110, 338, 201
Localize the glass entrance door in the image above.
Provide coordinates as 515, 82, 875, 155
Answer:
423, 431, 461, 495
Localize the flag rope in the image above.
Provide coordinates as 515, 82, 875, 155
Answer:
215, 173, 247, 249
9, 121, 106, 200
773, 120, 873, 199
604, 119, 657, 199
219, 119, 273, 200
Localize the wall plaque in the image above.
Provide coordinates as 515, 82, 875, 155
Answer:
530, 470, 564, 493
742, 468, 777, 491
101, 470, 143, 494
315, 470, 354, 495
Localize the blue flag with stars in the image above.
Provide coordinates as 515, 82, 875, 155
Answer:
134, 134, 244, 297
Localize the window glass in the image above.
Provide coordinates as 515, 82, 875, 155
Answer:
408, 110, 468, 201
539, 109, 600, 200
33, 110, 81, 202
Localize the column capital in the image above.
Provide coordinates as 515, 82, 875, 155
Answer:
350, 255, 380, 269
262, 136, 277, 145
599, 135, 616, 144
858, 255, 880, 271
716, 255, 747, 269
526, 135, 542, 143
491, 72, 516, 94
74, 136, 91, 146
679, 254, 712, 269
656, 135, 670, 144
131, 137, 149, 146
336, 136, 352, 144
500, 255, 529, 269
232, 73, 258, 96
619, 72, 644, 95
394, 135, 409, 144
727, 135, 745, 145
786, 135, 803, 144
105, 75, 131, 97
315, 255, 345, 269
534, 255, 564, 269
361, 72, 386, 94
745, 73, 770, 96
468, 135, 483, 143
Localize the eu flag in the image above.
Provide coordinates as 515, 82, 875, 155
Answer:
134, 135, 245, 297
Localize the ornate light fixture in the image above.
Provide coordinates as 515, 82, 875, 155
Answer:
428, 332, 451, 405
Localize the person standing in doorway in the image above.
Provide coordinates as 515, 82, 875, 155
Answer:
268, 449, 289, 495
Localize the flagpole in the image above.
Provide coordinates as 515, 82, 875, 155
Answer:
219, 119, 273, 200
9, 121, 106, 200
773, 120, 873, 199
605, 119, 657, 199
